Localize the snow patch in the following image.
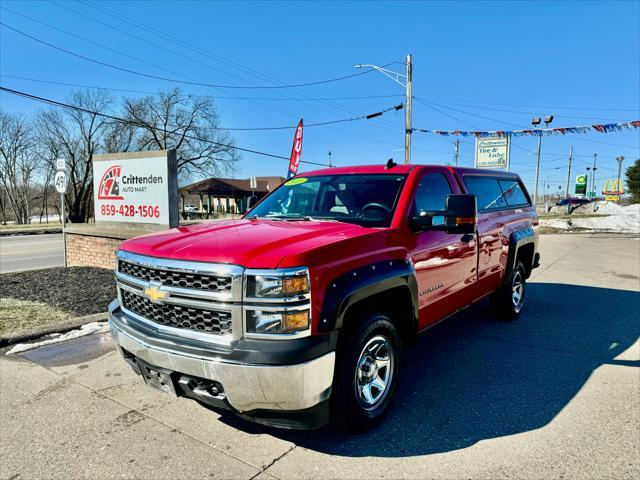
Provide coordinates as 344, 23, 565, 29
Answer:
540, 213, 640, 233
6, 322, 110, 355
540, 201, 640, 233
573, 201, 640, 216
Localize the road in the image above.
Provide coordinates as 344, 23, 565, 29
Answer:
0, 234, 64, 273
1, 234, 639, 479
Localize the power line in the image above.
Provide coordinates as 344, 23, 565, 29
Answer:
415, 100, 640, 150
415, 98, 480, 129
1, 8, 407, 145
0, 85, 333, 166
1, 74, 402, 100
0, 75, 402, 130
415, 97, 640, 112
0, 21, 389, 90
420, 98, 527, 129
415, 96, 631, 122
44, 1, 408, 148
73, 0, 403, 130
210, 104, 404, 131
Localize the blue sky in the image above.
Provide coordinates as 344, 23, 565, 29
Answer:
1, 0, 639, 195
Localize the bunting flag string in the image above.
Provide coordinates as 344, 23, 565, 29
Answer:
416, 120, 640, 137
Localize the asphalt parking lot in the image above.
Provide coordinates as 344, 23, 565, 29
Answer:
1, 233, 639, 479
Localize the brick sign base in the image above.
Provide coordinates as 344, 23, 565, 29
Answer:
66, 233, 122, 269
64, 224, 167, 270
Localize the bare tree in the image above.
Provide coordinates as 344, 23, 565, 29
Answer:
103, 118, 136, 154
0, 111, 40, 224
37, 90, 114, 222
124, 88, 239, 180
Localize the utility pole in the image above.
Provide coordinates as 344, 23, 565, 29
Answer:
613, 155, 624, 203
404, 53, 412, 165
591, 153, 598, 198
591, 153, 598, 212
454, 139, 460, 167
327, 150, 333, 168
616, 155, 624, 190
565, 145, 573, 199
533, 133, 542, 205
355, 57, 412, 164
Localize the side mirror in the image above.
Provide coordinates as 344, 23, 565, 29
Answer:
246, 195, 258, 212
409, 194, 477, 234
444, 194, 477, 234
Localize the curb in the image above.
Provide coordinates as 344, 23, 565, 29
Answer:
0, 228, 62, 237
0, 312, 108, 347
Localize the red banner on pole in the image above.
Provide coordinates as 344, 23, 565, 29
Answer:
287, 119, 304, 178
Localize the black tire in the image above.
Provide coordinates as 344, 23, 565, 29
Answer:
331, 312, 401, 430
491, 260, 527, 321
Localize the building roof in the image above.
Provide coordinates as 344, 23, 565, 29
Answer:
180, 176, 286, 195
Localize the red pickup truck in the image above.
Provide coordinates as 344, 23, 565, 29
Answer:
109, 162, 540, 430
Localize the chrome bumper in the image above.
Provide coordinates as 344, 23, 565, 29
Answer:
108, 307, 335, 413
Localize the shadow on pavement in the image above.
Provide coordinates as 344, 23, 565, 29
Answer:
219, 282, 640, 457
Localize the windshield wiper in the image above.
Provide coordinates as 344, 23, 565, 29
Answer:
251, 214, 342, 222
247, 215, 284, 221
281, 215, 343, 222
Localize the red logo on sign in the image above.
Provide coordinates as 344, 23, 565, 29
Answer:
98, 165, 124, 200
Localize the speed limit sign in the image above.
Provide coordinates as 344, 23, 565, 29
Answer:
54, 170, 67, 194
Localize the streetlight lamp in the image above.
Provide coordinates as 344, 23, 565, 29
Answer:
532, 115, 554, 205
356, 55, 412, 164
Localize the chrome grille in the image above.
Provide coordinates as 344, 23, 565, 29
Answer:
121, 290, 233, 335
118, 260, 232, 293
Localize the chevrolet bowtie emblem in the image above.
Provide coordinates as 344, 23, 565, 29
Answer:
144, 284, 168, 303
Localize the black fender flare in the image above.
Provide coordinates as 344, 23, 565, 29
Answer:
506, 227, 537, 278
317, 259, 419, 334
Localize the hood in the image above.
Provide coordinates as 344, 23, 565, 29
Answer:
119, 219, 379, 269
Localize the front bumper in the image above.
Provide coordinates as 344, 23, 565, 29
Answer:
108, 302, 335, 427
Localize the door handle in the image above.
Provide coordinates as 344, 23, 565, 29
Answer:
461, 233, 475, 243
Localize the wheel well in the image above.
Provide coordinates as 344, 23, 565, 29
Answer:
342, 286, 417, 345
516, 242, 535, 278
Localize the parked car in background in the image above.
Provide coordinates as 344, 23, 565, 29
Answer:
182, 204, 198, 213
109, 162, 540, 430
556, 197, 591, 208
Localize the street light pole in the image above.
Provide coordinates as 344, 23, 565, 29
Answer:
404, 54, 412, 165
565, 145, 573, 199
533, 132, 542, 205
355, 57, 412, 164
531, 115, 554, 206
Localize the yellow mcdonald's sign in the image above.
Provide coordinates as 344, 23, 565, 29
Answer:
602, 178, 624, 196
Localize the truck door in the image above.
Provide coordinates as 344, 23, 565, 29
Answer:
407, 170, 478, 330
461, 175, 508, 299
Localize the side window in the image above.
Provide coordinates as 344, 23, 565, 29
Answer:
464, 176, 507, 211
499, 179, 530, 207
411, 173, 452, 226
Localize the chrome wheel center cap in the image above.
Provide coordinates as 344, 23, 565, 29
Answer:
359, 359, 378, 382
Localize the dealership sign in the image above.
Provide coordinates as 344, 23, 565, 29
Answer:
475, 136, 510, 169
93, 150, 178, 227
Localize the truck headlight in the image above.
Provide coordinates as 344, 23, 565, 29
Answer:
246, 309, 310, 335
245, 269, 310, 298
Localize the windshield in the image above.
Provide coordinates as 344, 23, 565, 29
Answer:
247, 174, 406, 227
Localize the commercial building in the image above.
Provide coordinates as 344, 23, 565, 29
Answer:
179, 176, 285, 216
